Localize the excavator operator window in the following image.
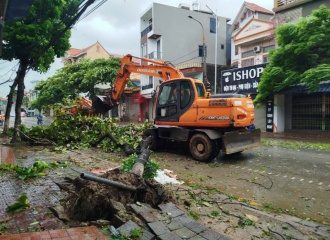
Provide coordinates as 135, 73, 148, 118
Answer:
195, 83, 205, 97
180, 81, 191, 109
158, 82, 178, 105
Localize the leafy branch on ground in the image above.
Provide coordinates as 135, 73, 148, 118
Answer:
0, 160, 69, 180
9, 114, 152, 154
6, 193, 30, 212
120, 153, 160, 179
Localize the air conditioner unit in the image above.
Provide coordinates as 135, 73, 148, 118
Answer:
253, 46, 261, 53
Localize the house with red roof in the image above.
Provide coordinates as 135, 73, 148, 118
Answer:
62, 41, 146, 122
229, 1, 274, 68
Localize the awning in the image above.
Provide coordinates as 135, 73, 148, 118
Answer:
280, 82, 330, 94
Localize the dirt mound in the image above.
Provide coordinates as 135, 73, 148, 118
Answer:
57, 169, 175, 223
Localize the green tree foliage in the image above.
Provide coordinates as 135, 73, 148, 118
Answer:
31, 57, 121, 110
255, 5, 330, 105
1, 0, 85, 139
2, 0, 80, 71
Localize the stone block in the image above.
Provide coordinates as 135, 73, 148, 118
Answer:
148, 221, 171, 236
174, 227, 197, 239
117, 220, 155, 240
158, 232, 182, 240
130, 204, 158, 223
158, 202, 185, 218
199, 229, 231, 240
165, 219, 183, 231
183, 221, 207, 234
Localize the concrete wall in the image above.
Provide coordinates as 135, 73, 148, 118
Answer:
274, 94, 285, 132
148, 3, 228, 66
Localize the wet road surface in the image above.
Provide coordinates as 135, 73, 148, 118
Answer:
152, 144, 330, 224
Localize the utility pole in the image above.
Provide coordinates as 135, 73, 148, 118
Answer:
206, 5, 219, 94
188, 15, 210, 91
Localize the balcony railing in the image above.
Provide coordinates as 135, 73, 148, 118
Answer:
148, 51, 162, 60
275, 0, 299, 8
142, 83, 154, 90
141, 24, 152, 38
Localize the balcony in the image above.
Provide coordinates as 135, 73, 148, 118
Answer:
275, 0, 297, 7
148, 51, 162, 60
141, 24, 152, 38
274, 0, 312, 12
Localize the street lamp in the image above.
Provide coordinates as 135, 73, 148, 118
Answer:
188, 15, 210, 91
206, 5, 219, 94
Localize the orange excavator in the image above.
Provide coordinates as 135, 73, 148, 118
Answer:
95, 54, 261, 161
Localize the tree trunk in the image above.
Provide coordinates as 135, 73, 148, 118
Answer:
131, 136, 151, 177
2, 79, 18, 135
11, 60, 28, 143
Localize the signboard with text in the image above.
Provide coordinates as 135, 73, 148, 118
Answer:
221, 63, 267, 94
266, 98, 274, 132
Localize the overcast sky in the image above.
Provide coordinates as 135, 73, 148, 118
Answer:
0, 0, 273, 97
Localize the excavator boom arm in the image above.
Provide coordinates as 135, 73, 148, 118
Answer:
111, 54, 184, 102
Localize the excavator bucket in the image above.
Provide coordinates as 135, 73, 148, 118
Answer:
222, 129, 261, 154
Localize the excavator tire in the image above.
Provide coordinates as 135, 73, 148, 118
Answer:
189, 133, 219, 162
144, 129, 160, 151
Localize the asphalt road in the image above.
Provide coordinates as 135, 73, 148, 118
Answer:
7, 116, 54, 128
152, 143, 330, 224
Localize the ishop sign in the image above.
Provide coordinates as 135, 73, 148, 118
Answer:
221, 63, 267, 94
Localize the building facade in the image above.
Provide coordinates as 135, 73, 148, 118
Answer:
224, 0, 330, 132
139, 2, 230, 121
272, 0, 330, 132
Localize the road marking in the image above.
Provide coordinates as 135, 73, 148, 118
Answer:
318, 182, 323, 185
309, 181, 313, 183
291, 177, 296, 180
283, 175, 287, 178
300, 179, 304, 182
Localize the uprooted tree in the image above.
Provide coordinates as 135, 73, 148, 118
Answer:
0, 0, 96, 141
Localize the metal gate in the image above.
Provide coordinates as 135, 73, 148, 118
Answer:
292, 93, 330, 131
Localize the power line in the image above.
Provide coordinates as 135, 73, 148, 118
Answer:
175, 56, 200, 66
170, 49, 198, 63
77, 0, 107, 23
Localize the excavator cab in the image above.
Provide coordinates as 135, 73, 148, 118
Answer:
155, 79, 195, 122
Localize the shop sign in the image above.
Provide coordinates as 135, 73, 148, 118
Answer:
221, 63, 267, 94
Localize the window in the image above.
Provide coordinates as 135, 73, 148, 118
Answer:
242, 50, 254, 58
141, 43, 147, 57
195, 83, 205, 97
180, 81, 191, 109
263, 55, 269, 63
263, 45, 275, 53
158, 82, 178, 105
241, 58, 254, 67
221, 44, 224, 50
235, 46, 239, 55
210, 17, 216, 33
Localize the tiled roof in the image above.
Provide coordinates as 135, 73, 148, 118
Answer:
244, 1, 273, 15
67, 48, 83, 56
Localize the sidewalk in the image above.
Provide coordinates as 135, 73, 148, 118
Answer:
0, 139, 232, 240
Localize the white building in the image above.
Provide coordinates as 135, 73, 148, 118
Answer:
139, 2, 230, 120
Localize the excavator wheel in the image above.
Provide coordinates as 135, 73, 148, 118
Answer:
189, 133, 220, 162
144, 129, 160, 151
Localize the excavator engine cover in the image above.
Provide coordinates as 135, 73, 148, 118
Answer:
222, 129, 261, 154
